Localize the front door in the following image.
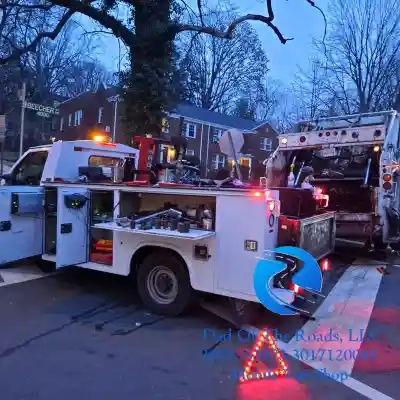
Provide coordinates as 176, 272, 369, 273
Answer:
159, 144, 174, 163
239, 157, 251, 181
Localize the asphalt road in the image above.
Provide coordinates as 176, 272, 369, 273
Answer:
0, 251, 397, 400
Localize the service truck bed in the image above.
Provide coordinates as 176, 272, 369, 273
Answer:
277, 212, 336, 260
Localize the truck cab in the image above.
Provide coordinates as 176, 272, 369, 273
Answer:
0, 145, 51, 187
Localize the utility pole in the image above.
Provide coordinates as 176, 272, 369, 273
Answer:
112, 98, 118, 143
19, 81, 26, 157
107, 94, 119, 143
0, 114, 6, 176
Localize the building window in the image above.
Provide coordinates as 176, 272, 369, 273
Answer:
183, 123, 196, 138
74, 110, 83, 126
240, 158, 251, 167
68, 114, 72, 126
211, 154, 226, 169
212, 128, 224, 143
98, 107, 103, 123
260, 137, 272, 151
162, 118, 169, 133
60, 117, 63, 131
186, 149, 195, 156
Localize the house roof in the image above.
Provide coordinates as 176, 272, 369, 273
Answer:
172, 103, 259, 131
60, 87, 274, 133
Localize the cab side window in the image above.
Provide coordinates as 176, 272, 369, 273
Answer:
88, 156, 122, 167
12, 151, 49, 186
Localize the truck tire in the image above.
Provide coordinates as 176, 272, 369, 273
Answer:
137, 251, 193, 316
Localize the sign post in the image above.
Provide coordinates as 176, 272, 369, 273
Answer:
19, 82, 26, 157
0, 114, 6, 176
18, 83, 60, 157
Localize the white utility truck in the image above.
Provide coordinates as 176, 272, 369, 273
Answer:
0, 138, 335, 318
268, 110, 400, 250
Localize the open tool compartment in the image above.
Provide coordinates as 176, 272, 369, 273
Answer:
118, 191, 216, 235
89, 190, 114, 265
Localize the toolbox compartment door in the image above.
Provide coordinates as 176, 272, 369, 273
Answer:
56, 188, 89, 268
0, 186, 44, 265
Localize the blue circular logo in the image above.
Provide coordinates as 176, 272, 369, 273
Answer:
253, 246, 323, 316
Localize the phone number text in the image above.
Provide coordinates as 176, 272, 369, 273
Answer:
293, 348, 376, 362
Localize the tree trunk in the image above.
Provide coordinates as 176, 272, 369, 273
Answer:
124, 0, 177, 140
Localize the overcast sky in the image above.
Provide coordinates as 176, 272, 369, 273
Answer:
95, 0, 328, 83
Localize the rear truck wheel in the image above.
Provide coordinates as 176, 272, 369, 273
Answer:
137, 251, 193, 316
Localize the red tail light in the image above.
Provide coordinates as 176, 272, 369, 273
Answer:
253, 191, 262, 197
321, 259, 330, 271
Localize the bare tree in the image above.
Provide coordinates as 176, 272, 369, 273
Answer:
254, 78, 283, 122
232, 97, 256, 120
0, 0, 324, 136
62, 61, 117, 98
0, 4, 113, 106
291, 57, 331, 119
179, 7, 268, 113
21, 20, 105, 100
316, 0, 400, 113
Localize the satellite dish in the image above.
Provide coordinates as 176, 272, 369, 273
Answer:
219, 128, 244, 157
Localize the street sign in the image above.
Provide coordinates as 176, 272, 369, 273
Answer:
23, 101, 60, 118
0, 115, 6, 140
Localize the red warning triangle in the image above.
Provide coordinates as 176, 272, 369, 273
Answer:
235, 329, 288, 382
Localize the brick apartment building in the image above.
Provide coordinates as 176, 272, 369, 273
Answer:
56, 85, 278, 179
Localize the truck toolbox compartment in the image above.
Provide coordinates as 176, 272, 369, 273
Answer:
278, 212, 336, 260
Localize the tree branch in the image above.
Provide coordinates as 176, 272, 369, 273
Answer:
176, 0, 325, 44
306, 0, 327, 42
0, 8, 74, 65
49, 0, 135, 46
